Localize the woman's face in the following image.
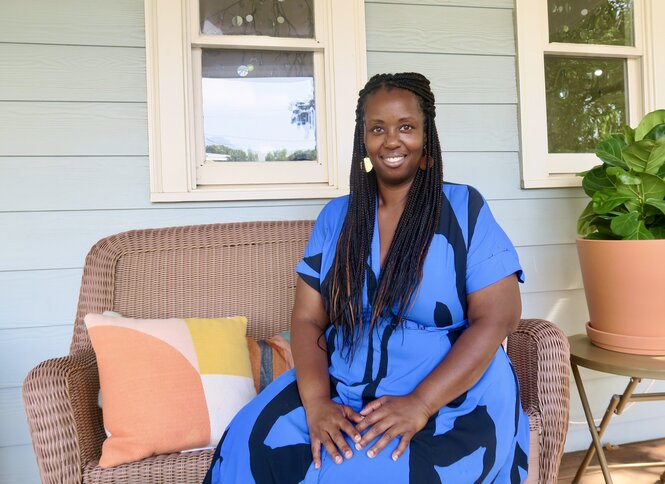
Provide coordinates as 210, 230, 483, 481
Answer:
363, 87, 425, 188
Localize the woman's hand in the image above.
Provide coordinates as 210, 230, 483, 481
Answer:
305, 397, 364, 469
354, 394, 431, 462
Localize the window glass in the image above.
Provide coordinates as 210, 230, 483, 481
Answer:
201, 49, 317, 162
200, 0, 314, 38
547, 0, 634, 46
544, 55, 627, 153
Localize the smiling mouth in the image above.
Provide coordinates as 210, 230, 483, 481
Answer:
381, 154, 406, 166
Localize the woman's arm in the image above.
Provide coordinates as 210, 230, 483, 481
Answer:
354, 273, 521, 461
291, 279, 363, 468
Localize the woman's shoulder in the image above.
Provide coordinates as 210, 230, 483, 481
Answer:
442, 182, 486, 209
314, 195, 349, 228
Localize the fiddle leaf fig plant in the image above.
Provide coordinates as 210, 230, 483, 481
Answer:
577, 109, 665, 240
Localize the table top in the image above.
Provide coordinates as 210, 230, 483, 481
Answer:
569, 334, 665, 379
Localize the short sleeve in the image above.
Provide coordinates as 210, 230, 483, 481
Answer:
295, 198, 345, 293
465, 194, 524, 294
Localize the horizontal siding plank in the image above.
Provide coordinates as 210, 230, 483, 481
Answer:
0, 102, 147, 156
0, 444, 40, 484
0, 205, 326, 271
438, 104, 518, 152
0, 0, 144, 47
1, 211, 584, 291
520, 289, 589, 336
0, 44, 146, 102
0, 326, 72, 389
517, 244, 583, 294
0, 157, 152, 212
0, 387, 31, 447
0, 155, 585, 213
444, 153, 584, 200
0, 204, 582, 271
367, 52, 516, 104
489, 197, 589, 247
365, 0, 512, 7
0, 269, 81, 329
366, 4, 515, 55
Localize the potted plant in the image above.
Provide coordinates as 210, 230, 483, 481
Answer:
576, 109, 665, 355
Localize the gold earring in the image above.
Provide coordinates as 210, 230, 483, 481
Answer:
363, 157, 373, 173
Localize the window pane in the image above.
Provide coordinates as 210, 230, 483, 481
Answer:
548, 0, 634, 46
201, 49, 317, 163
544, 56, 627, 153
200, 0, 314, 38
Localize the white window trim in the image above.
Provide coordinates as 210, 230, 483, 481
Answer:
515, 0, 665, 188
145, 0, 367, 201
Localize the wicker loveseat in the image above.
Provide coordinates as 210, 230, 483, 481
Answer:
23, 220, 570, 483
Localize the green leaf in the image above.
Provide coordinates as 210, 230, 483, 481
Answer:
606, 166, 641, 185
595, 135, 627, 168
645, 198, 665, 216
581, 165, 614, 197
645, 139, 665, 174
635, 109, 665, 140
643, 123, 665, 141
641, 173, 665, 202
577, 201, 597, 236
592, 189, 633, 214
623, 125, 635, 144
623, 139, 656, 173
610, 213, 655, 239
649, 226, 665, 239
616, 184, 641, 211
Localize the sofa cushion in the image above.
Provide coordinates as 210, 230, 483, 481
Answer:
85, 313, 257, 468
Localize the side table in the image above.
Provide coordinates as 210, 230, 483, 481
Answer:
569, 334, 665, 483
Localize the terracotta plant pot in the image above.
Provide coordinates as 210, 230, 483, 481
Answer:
576, 238, 665, 355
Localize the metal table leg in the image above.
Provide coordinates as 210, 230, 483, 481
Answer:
571, 363, 614, 483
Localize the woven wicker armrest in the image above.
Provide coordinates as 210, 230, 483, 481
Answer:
23, 349, 106, 484
507, 318, 570, 484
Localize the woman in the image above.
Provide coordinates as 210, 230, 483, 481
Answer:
204, 72, 530, 483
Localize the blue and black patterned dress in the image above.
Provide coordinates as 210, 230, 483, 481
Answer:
205, 183, 530, 483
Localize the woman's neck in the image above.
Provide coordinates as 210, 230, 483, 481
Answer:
376, 180, 412, 209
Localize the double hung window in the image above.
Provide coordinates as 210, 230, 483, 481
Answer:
145, 0, 366, 201
516, 0, 665, 188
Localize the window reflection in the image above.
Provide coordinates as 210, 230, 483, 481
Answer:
547, 0, 634, 46
202, 49, 317, 162
200, 0, 314, 38
545, 56, 627, 153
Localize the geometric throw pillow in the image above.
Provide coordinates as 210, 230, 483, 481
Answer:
247, 331, 294, 393
84, 313, 256, 468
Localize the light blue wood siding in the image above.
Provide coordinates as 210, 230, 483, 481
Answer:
1, 1, 663, 482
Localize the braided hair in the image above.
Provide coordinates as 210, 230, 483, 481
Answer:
324, 72, 443, 354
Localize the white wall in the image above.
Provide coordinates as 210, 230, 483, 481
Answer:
1, 0, 663, 482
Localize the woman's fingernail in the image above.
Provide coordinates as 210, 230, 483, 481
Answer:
355, 443, 362, 451
335, 456, 342, 464
315, 462, 320, 469
345, 451, 353, 459
367, 450, 375, 458
354, 435, 361, 442
392, 453, 399, 462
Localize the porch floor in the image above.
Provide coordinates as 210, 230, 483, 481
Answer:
558, 438, 665, 483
